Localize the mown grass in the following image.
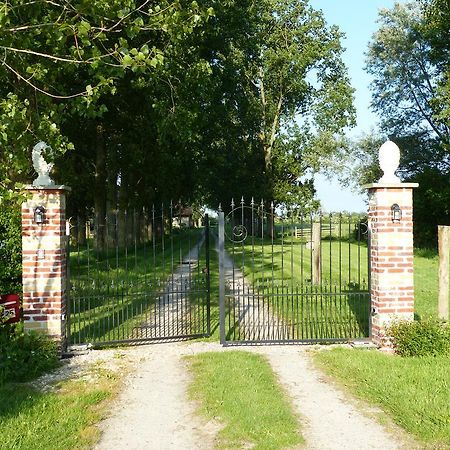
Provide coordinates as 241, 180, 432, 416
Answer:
187, 351, 303, 450
69, 228, 207, 344
313, 348, 450, 448
223, 233, 370, 341
227, 235, 369, 289
414, 248, 448, 319
0, 365, 120, 450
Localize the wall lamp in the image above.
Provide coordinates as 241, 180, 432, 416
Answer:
391, 203, 402, 223
34, 206, 46, 225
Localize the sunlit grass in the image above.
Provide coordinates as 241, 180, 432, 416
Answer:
0, 367, 120, 450
313, 348, 450, 448
224, 234, 370, 341
187, 351, 303, 450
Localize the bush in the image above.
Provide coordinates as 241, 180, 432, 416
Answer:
388, 319, 450, 357
0, 325, 59, 384
0, 202, 22, 294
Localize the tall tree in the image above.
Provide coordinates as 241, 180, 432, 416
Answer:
351, 1, 450, 247
0, 0, 213, 204
366, 2, 450, 173
193, 0, 355, 208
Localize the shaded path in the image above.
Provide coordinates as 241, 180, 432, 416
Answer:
134, 234, 206, 339
219, 239, 291, 341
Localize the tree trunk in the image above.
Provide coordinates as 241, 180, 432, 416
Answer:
94, 124, 107, 251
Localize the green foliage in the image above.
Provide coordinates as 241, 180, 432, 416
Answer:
408, 168, 450, 248
388, 319, 450, 357
335, 3, 450, 245
0, 0, 212, 204
0, 326, 59, 384
0, 201, 22, 294
195, 0, 355, 207
0, 0, 355, 215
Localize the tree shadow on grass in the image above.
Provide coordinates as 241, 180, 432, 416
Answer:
0, 383, 44, 420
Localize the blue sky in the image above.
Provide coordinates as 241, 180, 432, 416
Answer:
308, 0, 398, 212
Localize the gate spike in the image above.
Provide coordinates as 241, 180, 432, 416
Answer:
251, 197, 254, 207
231, 198, 235, 208
218, 203, 222, 212
241, 196, 244, 206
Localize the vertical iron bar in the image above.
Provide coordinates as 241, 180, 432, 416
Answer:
348, 213, 352, 287
218, 211, 226, 345
205, 215, 211, 336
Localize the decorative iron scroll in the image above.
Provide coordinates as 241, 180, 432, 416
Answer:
224, 202, 266, 244
230, 224, 248, 243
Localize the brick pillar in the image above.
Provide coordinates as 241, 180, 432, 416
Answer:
364, 183, 418, 347
22, 186, 70, 343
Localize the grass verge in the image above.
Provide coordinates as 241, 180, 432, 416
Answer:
312, 348, 450, 448
0, 364, 121, 450
186, 351, 303, 450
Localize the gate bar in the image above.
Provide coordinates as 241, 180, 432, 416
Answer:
218, 211, 226, 345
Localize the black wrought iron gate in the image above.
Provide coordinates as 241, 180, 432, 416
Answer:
67, 206, 210, 347
218, 200, 371, 345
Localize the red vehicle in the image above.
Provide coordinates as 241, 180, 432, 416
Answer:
0, 294, 20, 324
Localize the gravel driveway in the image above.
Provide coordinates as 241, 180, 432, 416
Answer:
63, 341, 417, 450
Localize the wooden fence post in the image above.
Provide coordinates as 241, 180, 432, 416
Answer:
438, 225, 450, 321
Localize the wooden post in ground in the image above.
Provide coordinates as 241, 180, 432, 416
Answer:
438, 225, 450, 321
312, 222, 321, 284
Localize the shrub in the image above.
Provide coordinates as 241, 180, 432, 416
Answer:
388, 319, 450, 357
0, 325, 59, 384
0, 202, 22, 295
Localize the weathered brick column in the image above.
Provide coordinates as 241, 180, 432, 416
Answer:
363, 140, 418, 347
22, 186, 70, 343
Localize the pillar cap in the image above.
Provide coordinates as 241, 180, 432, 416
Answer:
362, 182, 418, 189
24, 185, 71, 192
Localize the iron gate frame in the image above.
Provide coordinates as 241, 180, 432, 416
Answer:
66, 206, 211, 347
218, 202, 372, 346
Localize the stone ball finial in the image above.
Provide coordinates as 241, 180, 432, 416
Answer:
378, 140, 401, 183
32, 141, 55, 187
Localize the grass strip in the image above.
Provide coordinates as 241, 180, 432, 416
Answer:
313, 348, 450, 448
0, 368, 120, 450
187, 351, 303, 450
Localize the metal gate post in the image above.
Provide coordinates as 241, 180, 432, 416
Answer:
205, 214, 211, 336
218, 211, 226, 345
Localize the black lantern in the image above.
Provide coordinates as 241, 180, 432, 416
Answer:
391, 203, 402, 223
34, 206, 46, 225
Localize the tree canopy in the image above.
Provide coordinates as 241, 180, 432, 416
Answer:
345, 0, 450, 246
0, 0, 354, 217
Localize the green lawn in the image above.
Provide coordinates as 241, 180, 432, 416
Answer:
313, 348, 450, 448
414, 248, 448, 319
68, 228, 208, 345
0, 368, 119, 450
228, 235, 369, 289
187, 351, 303, 450
222, 232, 370, 341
